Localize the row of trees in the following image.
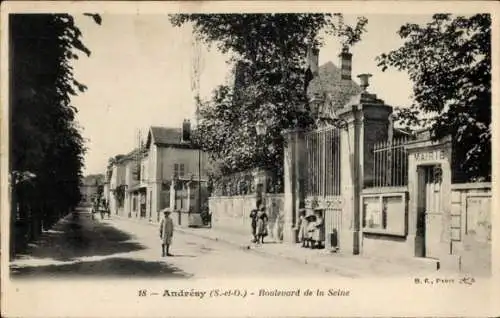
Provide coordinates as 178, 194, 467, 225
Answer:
171, 13, 491, 183
378, 14, 491, 182
10, 14, 101, 256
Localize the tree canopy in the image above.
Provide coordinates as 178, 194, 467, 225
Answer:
10, 13, 101, 254
377, 14, 491, 182
170, 14, 367, 176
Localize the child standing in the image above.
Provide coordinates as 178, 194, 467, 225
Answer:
159, 208, 174, 257
256, 206, 269, 244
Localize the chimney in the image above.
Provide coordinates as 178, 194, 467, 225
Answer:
182, 119, 191, 142
339, 46, 352, 80
307, 45, 319, 76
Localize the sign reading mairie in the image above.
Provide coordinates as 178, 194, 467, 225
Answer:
413, 149, 445, 162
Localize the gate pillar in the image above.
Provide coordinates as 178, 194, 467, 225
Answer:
282, 128, 306, 243
337, 90, 393, 255
337, 106, 362, 254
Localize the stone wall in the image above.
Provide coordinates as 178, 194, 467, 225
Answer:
209, 194, 285, 241
450, 183, 491, 276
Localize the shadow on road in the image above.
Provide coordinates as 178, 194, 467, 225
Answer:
11, 257, 191, 278
168, 254, 197, 258
13, 211, 146, 263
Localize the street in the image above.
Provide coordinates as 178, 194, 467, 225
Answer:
10, 208, 337, 279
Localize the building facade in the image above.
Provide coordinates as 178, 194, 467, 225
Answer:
141, 122, 210, 223
208, 47, 491, 274
106, 121, 209, 224
80, 174, 105, 206
108, 159, 127, 215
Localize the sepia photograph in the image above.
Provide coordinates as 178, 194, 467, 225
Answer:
1, 1, 498, 317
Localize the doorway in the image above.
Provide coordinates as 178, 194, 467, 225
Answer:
415, 164, 442, 258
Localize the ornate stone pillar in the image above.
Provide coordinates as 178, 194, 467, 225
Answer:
337, 106, 362, 254
336, 88, 393, 255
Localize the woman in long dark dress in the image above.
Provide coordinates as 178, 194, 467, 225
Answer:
250, 207, 258, 243
256, 207, 269, 244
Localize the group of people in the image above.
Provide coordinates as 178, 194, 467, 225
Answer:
91, 197, 111, 220
250, 200, 269, 244
295, 208, 325, 249
155, 202, 325, 258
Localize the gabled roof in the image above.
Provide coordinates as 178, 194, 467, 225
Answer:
146, 126, 196, 149
307, 61, 362, 112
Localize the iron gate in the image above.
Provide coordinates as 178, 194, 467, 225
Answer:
304, 126, 342, 248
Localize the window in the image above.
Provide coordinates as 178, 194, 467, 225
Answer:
141, 164, 146, 181
174, 163, 185, 177
362, 193, 407, 236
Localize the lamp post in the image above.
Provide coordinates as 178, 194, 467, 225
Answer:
255, 118, 269, 205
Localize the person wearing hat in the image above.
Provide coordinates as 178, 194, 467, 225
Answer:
311, 209, 325, 249
255, 205, 269, 244
159, 208, 174, 257
249, 200, 262, 243
304, 211, 317, 248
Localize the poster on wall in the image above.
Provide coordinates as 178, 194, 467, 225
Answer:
383, 195, 405, 235
364, 197, 381, 229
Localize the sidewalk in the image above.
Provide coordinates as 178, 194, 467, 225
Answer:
113, 215, 446, 278
176, 226, 446, 278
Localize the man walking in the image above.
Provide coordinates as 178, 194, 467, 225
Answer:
159, 208, 174, 257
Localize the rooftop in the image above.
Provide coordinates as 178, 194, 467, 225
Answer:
146, 126, 197, 149
307, 61, 362, 115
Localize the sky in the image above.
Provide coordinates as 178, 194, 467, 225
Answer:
71, 14, 434, 176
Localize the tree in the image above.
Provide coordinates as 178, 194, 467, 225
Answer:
170, 14, 367, 175
10, 13, 101, 254
376, 14, 491, 182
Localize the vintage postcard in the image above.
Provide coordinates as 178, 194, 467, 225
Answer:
1, 1, 499, 317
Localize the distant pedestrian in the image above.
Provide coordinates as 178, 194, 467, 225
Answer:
201, 203, 211, 227
104, 200, 111, 219
100, 207, 105, 220
256, 206, 268, 244
92, 197, 99, 220
159, 208, 174, 257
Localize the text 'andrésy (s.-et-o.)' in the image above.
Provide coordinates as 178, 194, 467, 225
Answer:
140, 288, 351, 299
